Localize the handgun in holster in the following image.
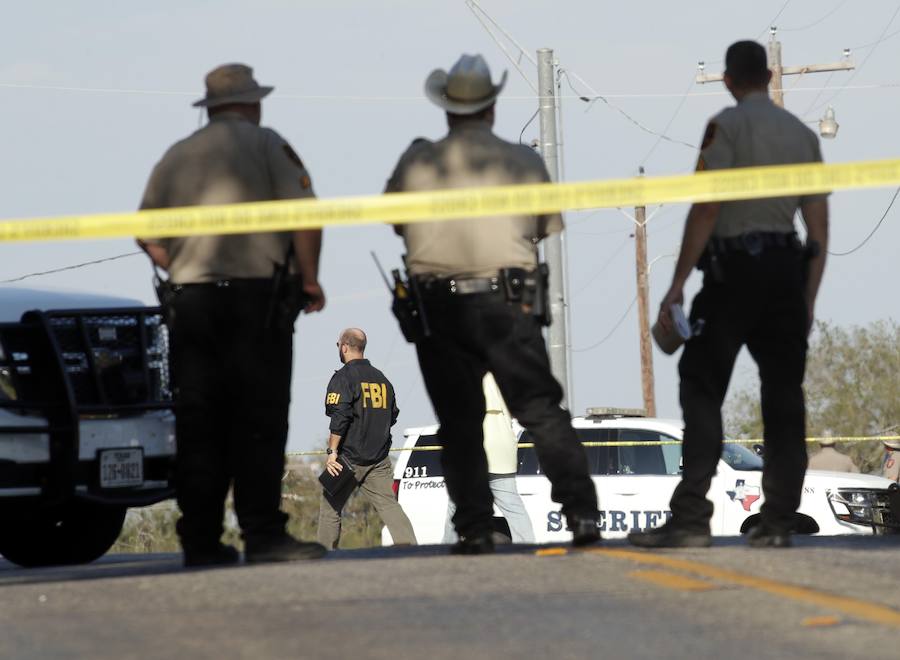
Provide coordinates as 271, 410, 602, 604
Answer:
390, 268, 430, 343
699, 241, 725, 284
500, 263, 552, 326
265, 246, 311, 330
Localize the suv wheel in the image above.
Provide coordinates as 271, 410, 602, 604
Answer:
0, 500, 127, 568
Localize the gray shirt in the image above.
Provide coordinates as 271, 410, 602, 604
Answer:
698, 92, 827, 238
386, 121, 562, 278
140, 112, 315, 284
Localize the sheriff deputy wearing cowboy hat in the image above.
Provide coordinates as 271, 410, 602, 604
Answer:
384, 54, 601, 553
138, 63, 326, 567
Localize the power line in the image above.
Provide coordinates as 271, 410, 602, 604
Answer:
572, 234, 631, 297
465, 0, 538, 93
639, 74, 697, 166
808, 2, 900, 115
781, 0, 847, 31
0, 251, 143, 284
559, 70, 696, 151
571, 295, 638, 353
849, 25, 900, 50
828, 186, 900, 256
2, 81, 897, 102
756, 0, 793, 39
519, 108, 539, 145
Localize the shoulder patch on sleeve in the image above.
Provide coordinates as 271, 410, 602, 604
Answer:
282, 144, 305, 170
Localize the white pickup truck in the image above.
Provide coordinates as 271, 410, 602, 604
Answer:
0, 286, 175, 567
385, 409, 899, 544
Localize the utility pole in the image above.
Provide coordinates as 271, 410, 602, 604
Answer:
537, 47, 571, 407
633, 168, 656, 417
696, 27, 854, 109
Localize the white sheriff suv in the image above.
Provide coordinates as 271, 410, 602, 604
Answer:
384, 408, 899, 545
0, 287, 175, 567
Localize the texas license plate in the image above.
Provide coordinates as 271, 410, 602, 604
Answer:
99, 448, 144, 488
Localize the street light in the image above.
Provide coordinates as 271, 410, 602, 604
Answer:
819, 106, 839, 139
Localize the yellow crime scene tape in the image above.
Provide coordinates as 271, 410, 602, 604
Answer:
285, 435, 900, 457
2, 158, 900, 243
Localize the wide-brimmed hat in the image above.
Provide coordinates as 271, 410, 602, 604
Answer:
819, 437, 836, 447
884, 439, 900, 450
425, 54, 507, 115
192, 63, 273, 108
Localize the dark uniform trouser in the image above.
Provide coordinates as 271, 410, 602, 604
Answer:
168, 283, 292, 551
414, 293, 598, 540
673, 248, 808, 533
317, 456, 417, 549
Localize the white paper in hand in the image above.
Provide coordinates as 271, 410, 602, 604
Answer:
671, 304, 692, 340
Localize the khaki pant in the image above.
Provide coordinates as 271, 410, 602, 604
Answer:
317, 456, 417, 549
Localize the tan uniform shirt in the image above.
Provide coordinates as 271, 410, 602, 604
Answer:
385, 121, 562, 277
481, 373, 518, 475
808, 446, 859, 473
698, 91, 827, 238
140, 112, 315, 284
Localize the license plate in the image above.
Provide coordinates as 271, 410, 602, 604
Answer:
99, 448, 144, 488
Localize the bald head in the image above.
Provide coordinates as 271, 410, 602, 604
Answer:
338, 328, 367, 363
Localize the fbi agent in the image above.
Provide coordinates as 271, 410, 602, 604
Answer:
629, 41, 829, 549
318, 328, 417, 548
385, 54, 600, 554
138, 64, 327, 566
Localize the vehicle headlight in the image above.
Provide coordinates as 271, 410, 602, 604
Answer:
828, 489, 880, 526
0, 342, 16, 401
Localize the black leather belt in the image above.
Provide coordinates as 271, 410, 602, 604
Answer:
172, 278, 272, 291
416, 275, 503, 297
710, 231, 801, 256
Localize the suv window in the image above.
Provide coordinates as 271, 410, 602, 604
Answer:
518, 428, 614, 476
616, 429, 681, 475
403, 433, 443, 478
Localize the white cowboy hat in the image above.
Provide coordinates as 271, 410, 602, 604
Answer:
192, 63, 273, 108
424, 54, 507, 115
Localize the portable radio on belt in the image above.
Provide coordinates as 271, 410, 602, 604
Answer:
371, 252, 430, 343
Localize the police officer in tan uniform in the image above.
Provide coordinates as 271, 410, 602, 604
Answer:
386, 54, 600, 554
629, 41, 829, 549
882, 440, 900, 483
138, 64, 327, 566
808, 437, 859, 473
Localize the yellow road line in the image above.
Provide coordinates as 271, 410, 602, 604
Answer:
628, 569, 719, 592
588, 548, 900, 628
802, 615, 843, 627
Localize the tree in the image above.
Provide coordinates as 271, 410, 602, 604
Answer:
725, 319, 900, 473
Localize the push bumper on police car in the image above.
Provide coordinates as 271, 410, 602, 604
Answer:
0, 301, 176, 567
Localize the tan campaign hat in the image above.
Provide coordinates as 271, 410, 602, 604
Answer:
425, 54, 507, 115
883, 439, 900, 450
192, 63, 273, 108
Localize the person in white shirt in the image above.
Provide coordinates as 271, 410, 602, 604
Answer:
442, 373, 535, 544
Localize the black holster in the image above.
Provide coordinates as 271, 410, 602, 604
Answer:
266, 270, 308, 331
501, 264, 552, 326
391, 269, 429, 343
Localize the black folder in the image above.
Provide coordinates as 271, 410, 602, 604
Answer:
318, 456, 357, 497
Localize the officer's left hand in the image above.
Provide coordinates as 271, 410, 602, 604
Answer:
326, 454, 343, 476
658, 285, 684, 333
303, 280, 326, 313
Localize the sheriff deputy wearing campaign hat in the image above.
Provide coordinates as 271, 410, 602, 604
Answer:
384, 54, 601, 554
138, 63, 326, 567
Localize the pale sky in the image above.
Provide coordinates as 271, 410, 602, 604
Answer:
1, 1, 898, 452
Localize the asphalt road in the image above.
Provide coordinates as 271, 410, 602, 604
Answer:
1, 536, 898, 660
